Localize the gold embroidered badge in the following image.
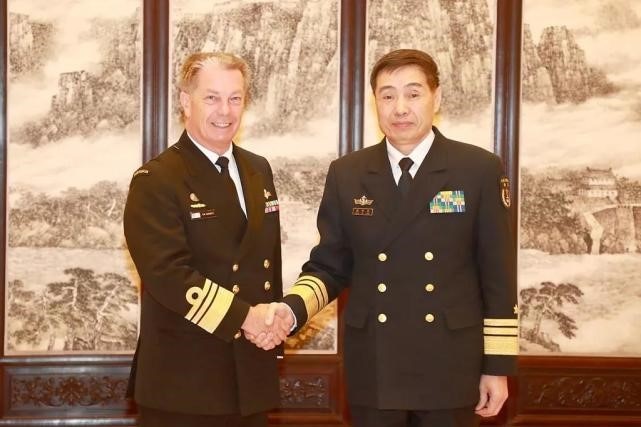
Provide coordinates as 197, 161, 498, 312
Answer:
500, 176, 511, 208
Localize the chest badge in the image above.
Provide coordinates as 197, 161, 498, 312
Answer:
353, 195, 374, 216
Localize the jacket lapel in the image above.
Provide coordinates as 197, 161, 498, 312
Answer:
173, 133, 263, 261
233, 145, 265, 260
378, 130, 450, 250
361, 140, 402, 221
173, 131, 235, 210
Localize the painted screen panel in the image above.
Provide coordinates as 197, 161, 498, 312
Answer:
520, 0, 641, 355
365, 0, 497, 152
169, 0, 340, 354
5, 0, 142, 354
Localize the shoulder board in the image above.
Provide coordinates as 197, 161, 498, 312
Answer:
132, 168, 150, 178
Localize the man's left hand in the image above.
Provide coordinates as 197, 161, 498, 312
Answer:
475, 375, 508, 417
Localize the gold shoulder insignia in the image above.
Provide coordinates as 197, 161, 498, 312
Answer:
500, 176, 511, 208
133, 169, 149, 178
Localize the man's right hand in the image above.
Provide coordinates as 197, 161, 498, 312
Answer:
242, 302, 293, 350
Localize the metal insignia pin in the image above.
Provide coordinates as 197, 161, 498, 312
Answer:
264, 189, 272, 199
190, 193, 199, 202
354, 195, 373, 206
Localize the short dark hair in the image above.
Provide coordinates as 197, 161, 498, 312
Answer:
370, 49, 440, 92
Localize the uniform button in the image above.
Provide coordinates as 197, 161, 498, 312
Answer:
263, 259, 270, 269
377, 283, 387, 293
378, 253, 387, 262
264, 281, 271, 291
425, 313, 435, 323
425, 283, 435, 292
232, 284, 240, 294
377, 313, 387, 323
232, 264, 239, 272
234, 331, 242, 339
424, 251, 434, 261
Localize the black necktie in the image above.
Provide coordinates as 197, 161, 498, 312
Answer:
398, 157, 414, 197
215, 156, 246, 221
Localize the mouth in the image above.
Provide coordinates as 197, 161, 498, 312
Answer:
211, 122, 232, 128
392, 121, 413, 128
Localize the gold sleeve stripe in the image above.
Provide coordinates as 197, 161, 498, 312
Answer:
286, 275, 330, 319
296, 275, 329, 306
192, 280, 218, 325
185, 279, 213, 321
197, 287, 234, 333
484, 335, 519, 355
184, 279, 235, 333
288, 284, 321, 319
484, 326, 518, 336
484, 318, 519, 327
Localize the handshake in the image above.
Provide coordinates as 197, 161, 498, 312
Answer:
241, 302, 294, 350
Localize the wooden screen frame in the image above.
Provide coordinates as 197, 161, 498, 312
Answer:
0, 0, 639, 425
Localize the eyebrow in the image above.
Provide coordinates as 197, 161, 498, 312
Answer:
203, 89, 243, 96
377, 82, 425, 92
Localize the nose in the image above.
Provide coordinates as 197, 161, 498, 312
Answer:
219, 100, 230, 115
394, 97, 408, 116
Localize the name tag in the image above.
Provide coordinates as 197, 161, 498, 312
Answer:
191, 209, 216, 220
352, 207, 374, 216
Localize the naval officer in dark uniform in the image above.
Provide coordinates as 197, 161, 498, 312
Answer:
124, 52, 290, 427
277, 49, 518, 427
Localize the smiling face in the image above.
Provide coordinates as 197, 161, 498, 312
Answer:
180, 62, 246, 154
374, 64, 441, 155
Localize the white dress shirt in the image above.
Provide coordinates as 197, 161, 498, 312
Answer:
188, 133, 247, 217
386, 130, 435, 183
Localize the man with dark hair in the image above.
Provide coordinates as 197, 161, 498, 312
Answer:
124, 52, 291, 427
269, 48, 518, 427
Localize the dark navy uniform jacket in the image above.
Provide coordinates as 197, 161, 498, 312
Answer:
124, 131, 282, 416
283, 127, 518, 410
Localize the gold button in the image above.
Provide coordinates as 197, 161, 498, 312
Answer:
424, 252, 434, 261
264, 281, 271, 291
232, 284, 240, 294
232, 264, 239, 272
377, 313, 387, 323
425, 283, 435, 292
377, 283, 387, 293
234, 331, 242, 339
425, 313, 435, 323
378, 253, 387, 262
263, 259, 270, 269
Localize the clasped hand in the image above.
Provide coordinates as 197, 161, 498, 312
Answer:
241, 302, 293, 350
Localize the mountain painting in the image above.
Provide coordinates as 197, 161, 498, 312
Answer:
5, 0, 142, 354
519, 0, 641, 356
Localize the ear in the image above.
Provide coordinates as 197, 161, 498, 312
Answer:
433, 86, 442, 113
180, 91, 191, 118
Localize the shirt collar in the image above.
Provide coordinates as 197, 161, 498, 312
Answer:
187, 132, 234, 166
386, 129, 435, 170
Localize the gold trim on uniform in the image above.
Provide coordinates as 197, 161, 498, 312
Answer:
484, 326, 518, 336
484, 318, 519, 327
484, 335, 519, 355
287, 275, 329, 319
184, 279, 235, 333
